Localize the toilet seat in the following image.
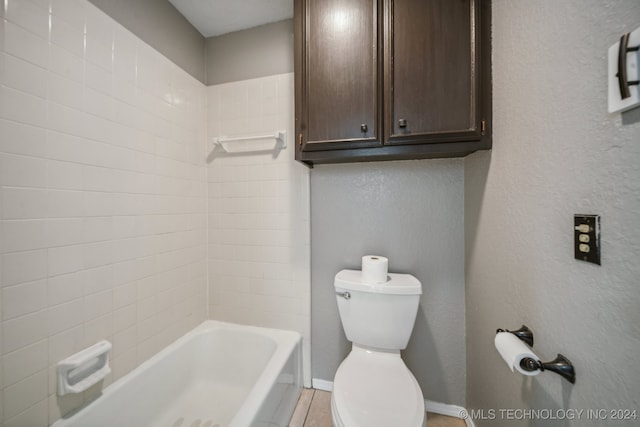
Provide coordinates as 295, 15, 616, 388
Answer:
331, 346, 425, 427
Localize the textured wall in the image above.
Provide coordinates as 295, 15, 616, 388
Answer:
88, 0, 206, 83
206, 73, 311, 386
465, 1, 640, 426
311, 159, 466, 405
205, 20, 294, 86
0, 1, 207, 425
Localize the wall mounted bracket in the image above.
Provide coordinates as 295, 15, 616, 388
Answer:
519, 354, 576, 384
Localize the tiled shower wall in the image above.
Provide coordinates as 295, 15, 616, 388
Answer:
206, 74, 311, 384
0, 0, 208, 425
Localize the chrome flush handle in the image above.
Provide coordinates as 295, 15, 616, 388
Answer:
336, 291, 351, 300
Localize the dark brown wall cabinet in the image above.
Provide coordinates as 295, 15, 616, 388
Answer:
294, 0, 491, 166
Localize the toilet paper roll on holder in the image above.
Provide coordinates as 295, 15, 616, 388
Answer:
496, 325, 576, 384
496, 325, 534, 347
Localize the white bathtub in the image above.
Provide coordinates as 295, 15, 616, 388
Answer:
51, 321, 303, 427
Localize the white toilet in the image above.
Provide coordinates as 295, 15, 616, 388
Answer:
331, 269, 426, 427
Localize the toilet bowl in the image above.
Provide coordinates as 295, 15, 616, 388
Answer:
331, 346, 425, 427
332, 269, 425, 427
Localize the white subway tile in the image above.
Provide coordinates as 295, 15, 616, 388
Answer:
79, 264, 113, 296
113, 281, 136, 309
85, 34, 113, 72
50, 0, 85, 30
112, 216, 137, 240
46, 189, 84, 218
113, 304, 136, 333
110, 346, 137, 382
48, 71, 85, 111
81, 112, 113, 145
47, 388, 83, 425
47, 272, 82, 306
83, 289, 112, 321
0, 219, 47, 253
3, 310, 47, 353
46, 298, 83, 335
82, 216, 112, 243
1, 249, 48, 287
2, 339, 47, 387
48, 43, 85, 83
112, 75, 137, 106
4, 396, 48, 427
112, 259, 137, 286
83, 165, 117, 192
82, 240, 113, 269
4, 0, 49, 38
134, 173, 156, 195
84, 3, 112, 45
83, 191, 115, 217
0, 86, 47, 128
84, 86, 113, 120
0, 153, 47, 188
112, 98, 139, 129
0, 120, 47, 158
2, 369, 47, 420
45, 130, 89, 165
112, 28, 137, 84
47, 244, 83, 277
47, 103, 86, 139
50, 14, 85, 58
46, 218, 84, 247
110, 123, 138, 154
85, 62, 112, 96
136, 313, 157, 343
2, 279, 47, 320
84, 313, 113, 346
47, 161, 84, 190
1, 187, 48, 220
47, 325, 83, 366
47, 130, 87, 164
1, 53, 47, 99
3, 20, 48, 68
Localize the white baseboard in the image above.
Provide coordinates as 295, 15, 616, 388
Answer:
424, 400, 475, 427
311, 378, 333, 392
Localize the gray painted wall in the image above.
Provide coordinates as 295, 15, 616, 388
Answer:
465, 1, 640, 426
311, 160, 466, 405
88, 0, 206, 83
205, 19, 294, 85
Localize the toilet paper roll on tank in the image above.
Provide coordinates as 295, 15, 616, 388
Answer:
495, 331, 540, 376
361, 255, 389, 284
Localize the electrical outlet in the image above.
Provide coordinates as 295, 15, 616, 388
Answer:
574, 215, 601, 265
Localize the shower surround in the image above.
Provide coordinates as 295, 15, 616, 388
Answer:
0, 0, 309, 425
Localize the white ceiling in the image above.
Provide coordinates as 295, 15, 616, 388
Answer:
169, 0, 293, 38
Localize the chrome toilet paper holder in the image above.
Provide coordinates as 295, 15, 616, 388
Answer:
496, 325, 576, 384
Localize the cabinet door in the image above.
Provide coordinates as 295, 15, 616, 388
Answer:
295, 0, 381, 154
384, 0, 483, 145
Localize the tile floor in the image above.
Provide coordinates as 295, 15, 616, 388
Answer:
289, 389, 466, 427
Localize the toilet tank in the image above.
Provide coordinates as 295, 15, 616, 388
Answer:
334, 269, 422, 351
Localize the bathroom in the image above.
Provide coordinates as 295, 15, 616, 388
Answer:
0, 0, 639, 426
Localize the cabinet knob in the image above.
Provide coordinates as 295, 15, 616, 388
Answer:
398, 119, 407, 128
360, 124, 368, 133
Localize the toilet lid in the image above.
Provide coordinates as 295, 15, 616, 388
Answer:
332, 348, 425, 427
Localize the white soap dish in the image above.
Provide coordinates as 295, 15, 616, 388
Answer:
57, 340, 112, 395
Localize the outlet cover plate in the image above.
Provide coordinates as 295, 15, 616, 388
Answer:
574, 214, 601, 265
